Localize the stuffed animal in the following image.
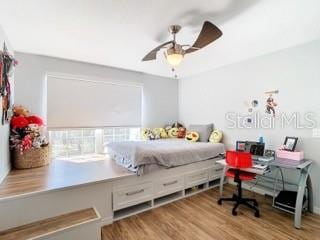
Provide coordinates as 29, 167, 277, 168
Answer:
141, 128, 152, 140
164, 125, 172, 134
168, 127, 179, 138
209, 130, 223, 143
141, 128, 160, 140
177, 127, 186, 138
153, 128, 168, 138
13, 105, 30, 117
185, 131, 200, 142
172, 122, 184, 129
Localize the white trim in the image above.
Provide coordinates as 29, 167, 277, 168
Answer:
99, 217, 113, 227
314, 207, 320, 215
0, 168, 10, 185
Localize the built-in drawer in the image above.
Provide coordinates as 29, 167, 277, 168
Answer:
209, 165, 224, 180
185, 169, 209, 188
154, 176, 184, 198
113, 182, 153, 211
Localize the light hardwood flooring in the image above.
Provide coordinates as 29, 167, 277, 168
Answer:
102, 184, 320, 240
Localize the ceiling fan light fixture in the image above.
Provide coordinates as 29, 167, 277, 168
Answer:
166, 53, 183, 66
166, 45, 184, 66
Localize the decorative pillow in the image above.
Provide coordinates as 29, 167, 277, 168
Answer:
188, 124, 214, 142
209, 130, 223, 143
153, 128, 168, 138
177, 127, 186, 138
185, 131, 200, 142
168, 127, 179, 138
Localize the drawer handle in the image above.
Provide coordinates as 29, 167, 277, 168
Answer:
125, 189, 144, 196
215, 168, 223, 172
163, 180, 178, 187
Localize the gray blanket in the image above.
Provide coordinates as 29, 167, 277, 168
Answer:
107, 139, 225, 174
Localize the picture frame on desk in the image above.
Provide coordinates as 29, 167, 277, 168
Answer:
236, 141, 246, 152
283, 137, 298, 152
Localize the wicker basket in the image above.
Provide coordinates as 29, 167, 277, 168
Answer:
13, 145, 51, 169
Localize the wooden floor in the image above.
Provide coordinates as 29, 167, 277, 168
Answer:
102, 185, 320, 240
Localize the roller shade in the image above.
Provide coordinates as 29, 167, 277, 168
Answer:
47, 74, 142, 128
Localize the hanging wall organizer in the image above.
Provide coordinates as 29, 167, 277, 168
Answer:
0, 42, 17, 125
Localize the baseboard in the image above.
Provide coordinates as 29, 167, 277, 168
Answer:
0, 167, 10, 184
99, 217, 113, 227
314, 207, 320, 215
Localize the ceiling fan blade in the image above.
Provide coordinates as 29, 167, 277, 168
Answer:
185, 21, 222, 54
142, 41, 173, 61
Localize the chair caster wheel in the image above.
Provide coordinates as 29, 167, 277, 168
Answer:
255, 212, 260, 218
218, 199, 222, 205
232, 210, 237, 216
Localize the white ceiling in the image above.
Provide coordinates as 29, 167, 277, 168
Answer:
0, 0, 320, 78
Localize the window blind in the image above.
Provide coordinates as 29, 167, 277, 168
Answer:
47, 74, 142, 128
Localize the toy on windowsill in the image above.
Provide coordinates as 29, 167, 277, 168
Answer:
10, 105, 50, 169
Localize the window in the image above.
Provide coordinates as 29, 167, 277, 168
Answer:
49, 127, 140, 158
103, 128, 140, 144
47, 74, 142, 159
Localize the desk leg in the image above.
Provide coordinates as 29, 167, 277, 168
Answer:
219, 166, 227, 197
307, 175, 314, 213
294, 168, 310, 229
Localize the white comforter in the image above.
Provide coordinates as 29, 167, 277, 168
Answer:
107, 139, 225, 174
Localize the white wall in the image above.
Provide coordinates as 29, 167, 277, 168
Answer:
0, 26, 13, 183
14, 52, 178, 128
179, 40, 320, 210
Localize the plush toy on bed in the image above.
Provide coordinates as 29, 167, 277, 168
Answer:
168, 127, 179, 138
177, 127, 186, 138
209, 130, 223, 143
172, 122, 184, 128
141, 128, 158, 140
185, 131, 200, 142
153, 128, 168, 138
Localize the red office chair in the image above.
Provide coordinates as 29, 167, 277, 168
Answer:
218, 150, 260, 217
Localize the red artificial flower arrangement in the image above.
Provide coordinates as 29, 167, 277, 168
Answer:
10, 105, 48, 153
11, 115, 44, 129
10, 116, 29, 129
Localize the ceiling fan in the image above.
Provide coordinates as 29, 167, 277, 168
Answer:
142, 21, 222, 67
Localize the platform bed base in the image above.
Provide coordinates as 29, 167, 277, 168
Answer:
112, 158, 224, 221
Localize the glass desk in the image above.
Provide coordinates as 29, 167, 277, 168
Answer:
217, 158, 313, 229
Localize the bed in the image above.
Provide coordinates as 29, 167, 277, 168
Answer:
107, 139, 225, 175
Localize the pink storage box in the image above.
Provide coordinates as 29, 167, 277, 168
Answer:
276, 150, 304, 161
